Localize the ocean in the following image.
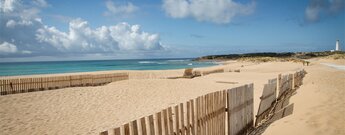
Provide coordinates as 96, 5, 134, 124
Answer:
0, 58, 217, 76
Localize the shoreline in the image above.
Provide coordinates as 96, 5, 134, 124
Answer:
0, 60, 219, 78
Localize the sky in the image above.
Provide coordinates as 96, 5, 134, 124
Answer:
0, 0, 344, 62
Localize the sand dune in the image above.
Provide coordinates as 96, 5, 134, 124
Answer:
263, 59, 345, 135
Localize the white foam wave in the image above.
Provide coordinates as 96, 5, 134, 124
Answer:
138, 61, 156, 64
167, 60, 188, 62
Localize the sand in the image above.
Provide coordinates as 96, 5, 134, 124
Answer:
0, 59, 343, 135
263, 58, 345, 135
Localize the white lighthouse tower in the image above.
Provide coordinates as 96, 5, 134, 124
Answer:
335, 40, 340, 51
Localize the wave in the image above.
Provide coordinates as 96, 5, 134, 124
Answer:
166, 59, 188, 62
138, 61, 157, 64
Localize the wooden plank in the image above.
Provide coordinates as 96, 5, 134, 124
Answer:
196, 97, 201, 135
23, 78, 26, 92
202, 95, 206, 135
168, 107, 174, 135
216, 92, 220, 135
132, 120, 139, 135
33, 78, 36, 91
124, 123, 130, 135
221, 91, 225, 135
15, 79, 19, 93
32, 78, 36, 91
9, 79, 14, 94
174, 105, 179, 135
3, 79, 7, 95
228, 87, 236, 135
212, 92, 216, 135
256, 80, 276, 126
201, 95, 206, 135
11, 79, 16, 94
247, 84, 254, 131
100, 131, 108, 135
113, 127, 120, 135
213, 92, 217, 135
30, 78, 34, 91
140, 117, 147, 135
163, 109, 169, 135
5, 79, 7, 93
19, 79, 23, 93
0, 79, 3, 95
190, 99, 195, 135
12, 79, 15, 94
180, 103, 185, 135
208, 93, 212, 135
148, 115, 155, 135
156, 112, 162, 135
205, 94, 209, 135
222, 90, 226, 135
186, 101, 191, 135
206, 94, 210, 135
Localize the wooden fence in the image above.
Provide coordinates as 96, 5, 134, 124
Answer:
255, 69, 306, 126
227, 84, 254, 135
0, 73, 129, 96
201, 68, 225, 76
100, 84, 254, 135
255, 79, 277, 126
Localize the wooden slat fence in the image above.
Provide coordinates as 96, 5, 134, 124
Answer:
100, 84, 256, 135
277, 74, 292, 98
255, 69, 306, 126
293, 69, 306, 89
100, 70, 306, 135
255, 79, 277, 126
0, 73, 129, 96
227, 84, 254, 135
201, 68, 225, 76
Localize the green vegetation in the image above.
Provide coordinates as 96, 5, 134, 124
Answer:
194, 51, 345, 62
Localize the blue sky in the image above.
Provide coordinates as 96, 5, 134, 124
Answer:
0, 0, 344, 62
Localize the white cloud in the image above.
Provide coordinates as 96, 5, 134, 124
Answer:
36, 18, 163, 53
162, 0, 256, 24
104, 0, 138, 16
1, 0, 164, 58
32, 0, 48, 7
0, 41, 18, 53
21, 50, 32, 54
305, 0, 345, 22
0, 0, 19, 13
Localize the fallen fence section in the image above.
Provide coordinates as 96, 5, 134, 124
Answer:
255, 79, 277, 126
255, 69, 306, 127
0, 73, 129, 96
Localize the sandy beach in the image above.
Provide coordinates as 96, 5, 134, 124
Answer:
263, 59, 345, 135
0, 59, 344, 135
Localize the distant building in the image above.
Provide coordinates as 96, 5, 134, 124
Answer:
335, 40, 340, 51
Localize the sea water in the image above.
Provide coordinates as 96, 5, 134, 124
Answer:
0, 59, 216, 76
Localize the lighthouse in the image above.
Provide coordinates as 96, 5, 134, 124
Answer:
335, 40, 340, 51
